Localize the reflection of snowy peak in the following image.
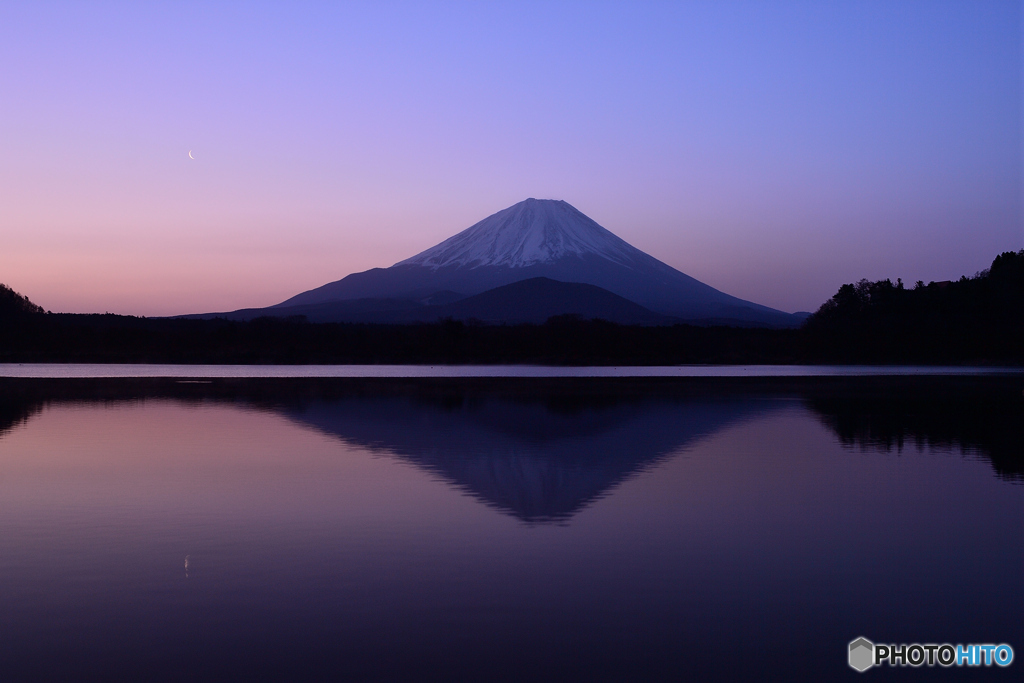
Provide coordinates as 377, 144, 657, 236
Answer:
283, 394, 780, 523
397, 198, 640, 270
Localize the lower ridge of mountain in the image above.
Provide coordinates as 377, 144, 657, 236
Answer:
182, 277, 682, 326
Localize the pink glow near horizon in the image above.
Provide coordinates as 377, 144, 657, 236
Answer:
1, 2, 1019, 316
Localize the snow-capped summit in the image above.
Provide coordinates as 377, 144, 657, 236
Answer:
265, 199, 801, 326
396, 199, 640, 270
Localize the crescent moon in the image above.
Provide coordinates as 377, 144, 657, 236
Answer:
188, 150, 194, 159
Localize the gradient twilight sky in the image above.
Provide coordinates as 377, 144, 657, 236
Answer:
1, 1, 1020, 316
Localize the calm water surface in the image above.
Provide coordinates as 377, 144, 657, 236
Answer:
0, 378, 1020, 681
1, 363, 1022, 378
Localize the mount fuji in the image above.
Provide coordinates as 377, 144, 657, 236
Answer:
197, 199, 802, 327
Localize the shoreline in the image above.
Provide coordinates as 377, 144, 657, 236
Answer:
1, 362, 1022, 379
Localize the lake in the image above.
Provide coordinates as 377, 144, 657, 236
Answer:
0, 376, 1020, 681
1, 363, 1022, 378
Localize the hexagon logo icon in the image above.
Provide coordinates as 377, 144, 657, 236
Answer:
849, 637, 874, 672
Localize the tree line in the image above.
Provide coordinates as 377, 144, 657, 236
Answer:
2, 250, 1021, 365
801, 249, 1023, 363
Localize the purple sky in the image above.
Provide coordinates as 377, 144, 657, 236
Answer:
1, 1, 1020, 316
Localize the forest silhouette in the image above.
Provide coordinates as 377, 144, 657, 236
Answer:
2, 250, 1021, 365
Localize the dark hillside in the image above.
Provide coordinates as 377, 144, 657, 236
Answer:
2, 250, 1022, 365
802, 250, 1024, 363
0, 284, 45, 318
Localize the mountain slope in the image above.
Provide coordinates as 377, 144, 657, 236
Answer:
193, 278, 674, 325
399, 278, 673, 325
275, 199, 800, 327
396, 198, 641, 269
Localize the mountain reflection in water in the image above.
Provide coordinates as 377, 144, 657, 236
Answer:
0, 376, 1020, 682
283, 396, 781, 522
1, 377, 1021, 510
